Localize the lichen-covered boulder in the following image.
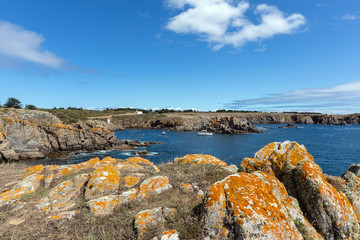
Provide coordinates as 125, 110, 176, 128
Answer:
37, 173, 89, 212
87, 195, 120, 216
124, 157, 154, 166
87, 188, 138, 216
293, 160, 359, 239
0, 174, 43, 207
174, 154, 227, 167
85, 164, 120, 200
135, 207, 175, 239
55, 157, 100, 178
203, 172, 322, 240
138, 176, 172, 199
254, 141, 313, 177
341, 171, 360, 221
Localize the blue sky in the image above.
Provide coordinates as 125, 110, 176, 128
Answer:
0, 0, 359, 113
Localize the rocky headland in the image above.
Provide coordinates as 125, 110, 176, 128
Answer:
108, 112, 360, 130
1, 141, 360, 239
0, 109, 154, 162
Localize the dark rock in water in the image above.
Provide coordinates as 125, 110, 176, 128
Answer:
134, 150, 148, 156
279, 123, 298, 128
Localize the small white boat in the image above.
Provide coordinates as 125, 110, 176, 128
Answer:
197, 130, 213, 136
161, 131, 166, 135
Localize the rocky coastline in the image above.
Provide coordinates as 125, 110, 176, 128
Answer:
1, 141, 360, 239
0, 109, 155, 162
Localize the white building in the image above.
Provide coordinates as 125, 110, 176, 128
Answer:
135, 111, 143, 115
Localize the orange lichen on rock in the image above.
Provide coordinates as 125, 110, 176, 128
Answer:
294, 160, 359, 239
253, 141, 314, 176
23, 164, 44, 178
161, 230, 180, 240
203, 172, 323, 239
239, 157, 274, 176
174, 154, 228, 167
123, 175, 141, 188
118, 188, 138, 204
37, 173, 89, 212
0, 174, 43, 207
100, 156, 118, 165
89, 127, 111, 134
138, 176, 172, 199
85, 164, 120, 200
87, 195, 120, 216
50, 123, 76, 130
117, 163, 144, 171
55, 157, 100, 178
135, 207, 175, 239
124, 157, 154, 166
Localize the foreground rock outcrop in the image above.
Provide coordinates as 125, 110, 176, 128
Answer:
1, 142, 360, 239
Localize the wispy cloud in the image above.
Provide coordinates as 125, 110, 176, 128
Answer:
225, 81, 360, 113
165, 0, 306, 50
0, 20, 65, 68
316, 3, 327, 8
138, 12, 152, 18
342, 14, 359, 20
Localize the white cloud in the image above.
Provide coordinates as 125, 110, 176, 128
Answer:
165, 0, 306, 50
342, 14, 359, 20
0, 20, 65, 68
226, 81, 360, 113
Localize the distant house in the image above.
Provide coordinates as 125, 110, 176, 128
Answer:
135, 111, 143, 115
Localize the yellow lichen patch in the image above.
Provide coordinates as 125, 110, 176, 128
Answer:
100, 156, 117, 165
0, 174, 44, 207
23, 164, 44, 178
55, 157, 100, 178
85, 164, 120, 200
161, 230, 179, 240
118, 188, 138, 204
123, 175, 141, 188
239, 157, 274, 176
50, 123, 76, 130
174, 154, 228, 167
45, 165, 59, 172
254, 142, 277, 161
124, 157, 154, 166
87, 195, 120, 216
89, 127, 111, 134
117, 163, 144, 171
138, 176, 172, 199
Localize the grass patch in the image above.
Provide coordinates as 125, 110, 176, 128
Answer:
19, 187, 50, 202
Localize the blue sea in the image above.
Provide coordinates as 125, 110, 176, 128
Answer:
38, 124, 360, 176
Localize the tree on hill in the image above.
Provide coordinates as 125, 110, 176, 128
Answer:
25, 104, 37, 110
4, 97, 22, 109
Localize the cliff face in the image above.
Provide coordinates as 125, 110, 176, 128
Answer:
0, 109, 122, 162
2, 142, 360, 239
115, 115, 263, 134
